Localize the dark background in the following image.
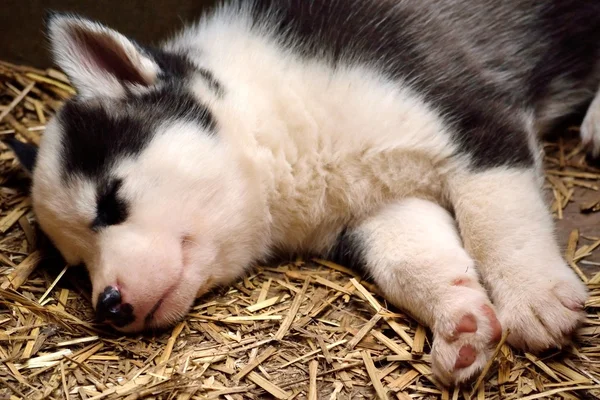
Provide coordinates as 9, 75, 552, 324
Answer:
1, 0, 218, 68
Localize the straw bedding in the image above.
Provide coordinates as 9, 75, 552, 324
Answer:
1, 60, 600, 400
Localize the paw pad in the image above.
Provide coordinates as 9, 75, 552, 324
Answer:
456, 314, 477, 334
481, 304, 502, 343
432, 299, 503, 385
455, 345, 477, 369
452, 277, 471, 286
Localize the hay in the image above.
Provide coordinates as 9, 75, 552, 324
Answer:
0, 59, 600, 400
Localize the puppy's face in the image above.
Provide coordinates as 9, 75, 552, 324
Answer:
26, 14, 253, 332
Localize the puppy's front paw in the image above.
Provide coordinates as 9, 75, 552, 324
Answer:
495, 271, 587, 352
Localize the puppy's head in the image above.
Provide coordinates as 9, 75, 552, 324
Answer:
11, 14, 261, 332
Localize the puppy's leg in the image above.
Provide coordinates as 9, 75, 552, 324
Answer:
581, 88, 600, 158
335, 198, 501, 385
448, 167, 587, 352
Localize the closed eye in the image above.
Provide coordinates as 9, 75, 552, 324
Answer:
91, 179, 129, 231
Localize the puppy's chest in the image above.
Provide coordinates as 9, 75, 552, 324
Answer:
265, 141, 448, 253
250, 72, 456, 253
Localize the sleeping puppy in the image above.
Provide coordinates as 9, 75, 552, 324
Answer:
9, 0, 600, 385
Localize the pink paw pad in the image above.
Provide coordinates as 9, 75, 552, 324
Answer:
447, 305, 502, 372
451, 277, 478, 289
570, 303, 584, 311
563, 299, 585, 312
452, 277, 470, 286
456, 313, 478, 334
481, 304, 502, 343
455, 345, 477, 369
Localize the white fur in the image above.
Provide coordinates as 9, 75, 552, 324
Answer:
33, 119, 97, 266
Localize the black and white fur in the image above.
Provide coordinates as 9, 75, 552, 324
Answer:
10, 0, 600, 385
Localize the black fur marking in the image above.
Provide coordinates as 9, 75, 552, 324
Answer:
145, 46, 224, 96
247, 0, 599, 169
92, 179, 129, 230
59, 83, 215, 179
144, 47, 195, 79
138, 47, 224, 97
198, 68, 225, 97
5, 138, 38, 173
328, 227, 369, 278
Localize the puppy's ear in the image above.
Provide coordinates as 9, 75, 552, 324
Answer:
5, 138, 38, 174
45, 12, 160, 98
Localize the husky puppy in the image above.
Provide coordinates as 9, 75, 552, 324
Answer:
9, 0, 600, 385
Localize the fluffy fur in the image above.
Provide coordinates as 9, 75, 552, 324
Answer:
11, 0, 600, 385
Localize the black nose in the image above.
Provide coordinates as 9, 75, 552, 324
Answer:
96, 286, 135, 327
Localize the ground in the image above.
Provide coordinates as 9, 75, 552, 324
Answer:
1, 60, 600, 400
